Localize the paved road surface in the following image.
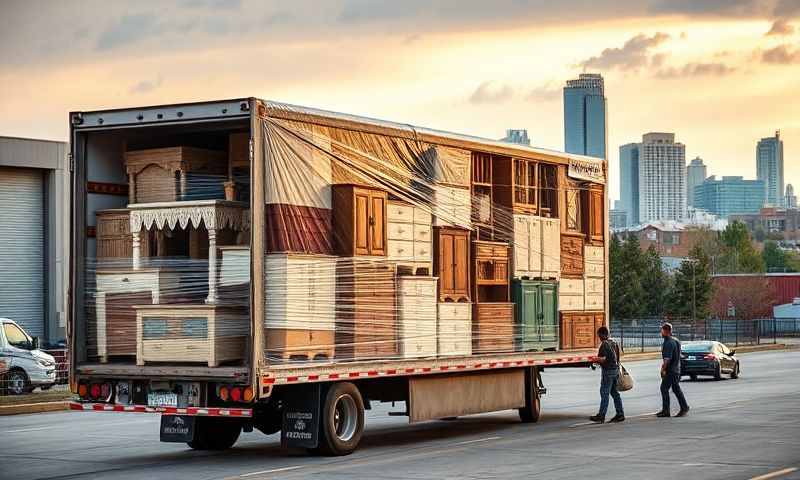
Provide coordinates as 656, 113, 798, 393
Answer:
1, 350, 799, 480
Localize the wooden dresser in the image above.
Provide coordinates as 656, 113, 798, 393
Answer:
397, 276, 438, 358
473, 240, 510, 290
560, 233, 585, 277
560, 312, 605, 350
433, 227, 470, 302
437, 302, 472, 356
335, 258, 397, 360
264, 254, 337, 361
332, 185, 388, 257
386, 201, 433, 275
472, 303, 515, 354
125, 147, 226, 204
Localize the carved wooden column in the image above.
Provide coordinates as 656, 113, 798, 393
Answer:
132, 230, 141, 270
206, 228, 218, 304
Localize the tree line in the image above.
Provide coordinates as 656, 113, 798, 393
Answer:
610, 220, 797, 321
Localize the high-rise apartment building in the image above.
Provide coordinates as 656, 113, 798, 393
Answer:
686, 157, 707, 208
756, 131, 784, 206
563, 73, 606, 159
786, 184, 798, 209
500, 129, 531, 146
638, 133, 686, 223
694, 176, 766, 218
619, 143, 640, 225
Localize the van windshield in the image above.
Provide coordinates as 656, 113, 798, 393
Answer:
3, 323, 31, 349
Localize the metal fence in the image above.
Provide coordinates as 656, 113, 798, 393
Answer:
609, 318, 795, 353
1, 348, 69, 399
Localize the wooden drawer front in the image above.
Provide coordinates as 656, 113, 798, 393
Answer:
432, 186, 471, 228
437, 302, 472, 321
414, 207, 433, 225
399, 312, 437, 358
559, 278, 584, 296
561, 235, 585, 276
437, 317, 472, 357
585, 261, 604, 278
585, 278, 604, 295
585, 293, 604, 310
585, 245, 604, 263
473, 303, 514, 354
558, 294, 585, 311
475, 242, 509, 259
398, 277, 438, 299
388, 222, 415, 241
387, 202, 415, 224
414, 224, 432, 243
388, 239, 415, 260
414, 241, 432, 261
97, 271, 160, 292
560, 313, 598, 350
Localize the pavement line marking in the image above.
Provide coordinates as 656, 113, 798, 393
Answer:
240, 466, 303, 477
749, 467, 798, 480
452, 436, 501, 446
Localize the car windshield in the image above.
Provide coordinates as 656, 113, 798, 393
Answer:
682, 343, 714, 353
3, 323, 31, 349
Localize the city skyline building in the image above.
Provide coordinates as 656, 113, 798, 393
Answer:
563, 73, 607, 159
638, 132, 686, 223
619, 143, 640, 226
500, 129, 530, 146
756, 130, 784, 207
787, 184, 798, 209
694, 175, 766, 219
686, 156, 707, 208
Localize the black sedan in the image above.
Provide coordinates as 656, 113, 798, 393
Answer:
680, 341, 740, 381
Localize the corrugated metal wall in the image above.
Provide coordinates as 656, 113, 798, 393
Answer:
0, 166, 45, 337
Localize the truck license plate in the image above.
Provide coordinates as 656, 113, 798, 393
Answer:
148, 392, 178, 407
688, 356, 696, 360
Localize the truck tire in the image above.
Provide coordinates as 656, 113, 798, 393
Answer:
314, 382, 364, 456
518, 367, 541, 423
187, 417, 242, 450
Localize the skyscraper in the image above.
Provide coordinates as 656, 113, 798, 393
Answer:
786, 184, 798, 209
563, 73, 607, 159
694, 176, 766, 218
638, 133, 686, 222
619, 143, 640, 225
756, 131, 784, 206
500, 129, 530, 146
686, 157, 707, 208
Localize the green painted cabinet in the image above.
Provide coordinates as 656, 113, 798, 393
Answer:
512, 279, 558, 351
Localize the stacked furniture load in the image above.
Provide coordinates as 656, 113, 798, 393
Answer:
434, 226, 473, 356
558, 177, 607, 350
91, 137, 252, 366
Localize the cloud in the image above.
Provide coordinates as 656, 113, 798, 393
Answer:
96, 14, 161, 51
180, 0, 241, 9
469, 82, 514, 104
526, 84, 561, 102
766, 19, 796, 35
649, 0, 772, 17
656, 62, 737, 78
762, 44, 800, 63
129, 76, 164, 94
774, 0, 800, 17
579, 32, 670, 71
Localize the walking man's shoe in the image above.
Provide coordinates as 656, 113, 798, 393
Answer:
609, 414, 625, 423
676, 407, 690, 417
655, 410, 671, 418
589, 414, 605, 423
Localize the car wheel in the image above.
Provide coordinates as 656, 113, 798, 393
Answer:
7, 370, 30, 395
713, 364, 722, 381
689, 374, 697, 381
730, 363, 739, 379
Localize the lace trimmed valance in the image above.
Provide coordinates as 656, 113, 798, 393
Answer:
129, 201, 250, 233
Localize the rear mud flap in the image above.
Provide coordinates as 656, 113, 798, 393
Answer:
160, 415, 195, 443
281, 384, 321, 449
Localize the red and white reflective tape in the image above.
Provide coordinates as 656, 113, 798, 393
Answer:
262, 355, 597, 386
69, 402, 253, 417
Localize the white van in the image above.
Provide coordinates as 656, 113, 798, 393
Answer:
0, 318, 56, 395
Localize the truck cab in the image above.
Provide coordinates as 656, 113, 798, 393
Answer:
0, 318, 57, 394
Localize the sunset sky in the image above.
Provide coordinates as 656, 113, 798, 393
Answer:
1, 0, 798, 201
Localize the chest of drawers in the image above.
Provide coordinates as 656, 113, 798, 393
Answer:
397, 276, 438, 358
387, 201, 433, 274
437, 302, 472, 356
472, 302, 515, 354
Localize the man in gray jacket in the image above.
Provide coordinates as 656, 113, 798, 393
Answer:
590, 326, 625, 423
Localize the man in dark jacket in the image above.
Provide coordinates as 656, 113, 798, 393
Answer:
657, 323, 690, 417
590, 326, 625, 423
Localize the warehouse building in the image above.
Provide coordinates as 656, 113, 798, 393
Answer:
0, 136, 69, 345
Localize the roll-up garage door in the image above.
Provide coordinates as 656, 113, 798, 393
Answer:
0, 167, 45, 337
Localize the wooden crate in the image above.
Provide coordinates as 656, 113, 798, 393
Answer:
335, 258, 397, 360
472, 302, 514, 354
560, 312, 605, 350
135, 305, 248, 367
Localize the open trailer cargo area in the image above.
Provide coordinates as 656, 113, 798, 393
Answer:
69, 98, 608, 454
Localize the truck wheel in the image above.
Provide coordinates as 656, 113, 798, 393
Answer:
314, 382, 364, 456
518, 368, 541, 423
187, 417, 242, 450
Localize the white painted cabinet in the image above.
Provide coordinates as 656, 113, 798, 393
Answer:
558, 277, 585, 311
264, 254, 336, 331
513, 214, 560, 280
437, 302, 472, 356
397, 277, 438, 358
